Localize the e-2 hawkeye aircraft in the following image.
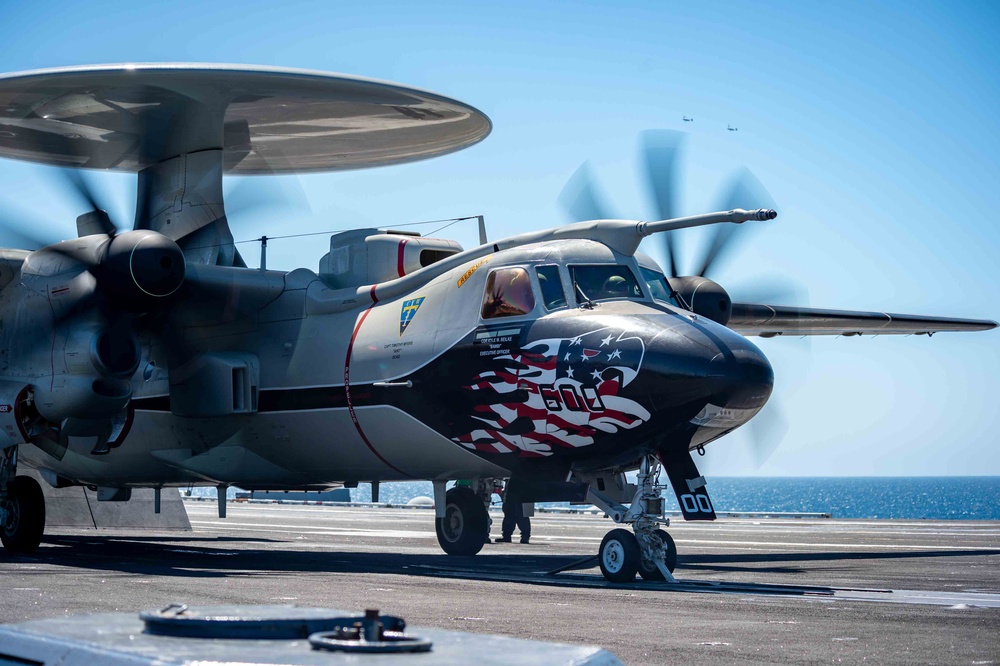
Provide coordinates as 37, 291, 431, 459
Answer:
0, 64, 994, 583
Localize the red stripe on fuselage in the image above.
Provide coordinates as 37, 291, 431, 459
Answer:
344, 286, 412, 478
397, 239, 408, 278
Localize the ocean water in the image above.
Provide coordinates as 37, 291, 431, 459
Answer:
704, 477, 1000, 520
345, 477, 1000, 520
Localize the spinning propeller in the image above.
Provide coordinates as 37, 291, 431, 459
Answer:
0, 169, 189, 453
560, 130, 782, 287
0, 159, 304, 453
559, 130, 791, 466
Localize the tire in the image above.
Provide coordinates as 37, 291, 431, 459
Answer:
599, 528, 640, 583
638, 529, 677, 581
1, 476, 45, 554
435, 486, 489, 556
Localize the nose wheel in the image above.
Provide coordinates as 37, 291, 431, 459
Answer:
585, 455, 681, 583
597, 526, 678, 583
598, 529, 641, 582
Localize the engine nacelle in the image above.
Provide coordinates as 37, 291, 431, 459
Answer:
60, 322, 141, 380
669, 276, 732, 326
30, 322, 136, 424
32, 374, 131, 424
12, 379, 133, 459
21, 230, 185, 315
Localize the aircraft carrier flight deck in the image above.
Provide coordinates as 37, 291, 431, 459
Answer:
2, 501, 998, 665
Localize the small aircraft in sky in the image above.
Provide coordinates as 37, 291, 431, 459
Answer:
727, 125, 738, 132
682, 116, 693, 122
0, 64, 993, 584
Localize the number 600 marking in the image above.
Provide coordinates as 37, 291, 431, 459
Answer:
680, 493, 713, 513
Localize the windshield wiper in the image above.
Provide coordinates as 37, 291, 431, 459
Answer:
575, 282, 596, 309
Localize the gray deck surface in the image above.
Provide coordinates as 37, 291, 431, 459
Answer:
2, 501, 998, 664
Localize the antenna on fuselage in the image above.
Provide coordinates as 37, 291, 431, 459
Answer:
477, 215, 488, 244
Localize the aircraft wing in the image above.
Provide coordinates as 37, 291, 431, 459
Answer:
728, 303, 998, 337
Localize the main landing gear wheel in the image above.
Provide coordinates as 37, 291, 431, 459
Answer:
638, 529, 677, 581
1, 476, 45, 554
599, 528, 641, 582
435, 486, 489, 556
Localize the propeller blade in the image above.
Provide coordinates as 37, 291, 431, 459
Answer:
730, 277, 808, 307
224, 174, 312, 224
695, 167, 776, 278
558, 162, 616, 222
719, 167, 777, 216
747, 400, 788, 468
731, 278, 813, 353
52, 291, 100, 328
132, 158, 159, 235
21, 119, 120, 237
640, 130, 685, 277
58, 170, 116, 236
0, 208, 63, 250
664, 234, 682, 278
0, 126, 119, 247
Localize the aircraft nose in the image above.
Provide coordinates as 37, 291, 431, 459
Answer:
707, 331, 774, 411
644, 317, 773, 426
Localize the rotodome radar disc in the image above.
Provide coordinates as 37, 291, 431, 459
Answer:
0, 63, 492, 174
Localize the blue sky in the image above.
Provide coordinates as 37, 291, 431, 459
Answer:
2, 0, 998, 475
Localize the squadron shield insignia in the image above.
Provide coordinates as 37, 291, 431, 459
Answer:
399, 297, 426, 335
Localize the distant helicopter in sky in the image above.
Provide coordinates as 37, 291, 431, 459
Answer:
682, 116, 693, 122
727, 125, 738, 132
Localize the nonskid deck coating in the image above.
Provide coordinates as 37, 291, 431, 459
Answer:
2, 502, 998, 664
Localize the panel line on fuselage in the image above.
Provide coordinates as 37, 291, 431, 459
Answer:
344, 291, 415, 478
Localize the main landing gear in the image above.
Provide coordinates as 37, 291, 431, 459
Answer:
587, 456, 678, 583
0, 445, 45, 554
433, 481, 493, 556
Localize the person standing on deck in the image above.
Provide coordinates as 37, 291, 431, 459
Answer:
495, 480, 530, 544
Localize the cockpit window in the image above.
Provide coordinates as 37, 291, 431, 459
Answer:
569, 265, 644, 303
640, 267, 682, 308
535, 265, 567, 310
482, 267, 536, 319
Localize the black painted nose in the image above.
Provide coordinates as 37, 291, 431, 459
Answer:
708, 333, 774, 412
643, 317, 773, 428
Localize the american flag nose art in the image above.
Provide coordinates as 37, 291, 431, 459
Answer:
453, 328, 651, 457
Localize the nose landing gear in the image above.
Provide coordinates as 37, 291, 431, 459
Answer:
587, 455, 679, 583
636, 528, 677, 581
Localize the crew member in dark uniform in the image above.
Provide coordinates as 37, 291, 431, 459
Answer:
495, 481, 530, 543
